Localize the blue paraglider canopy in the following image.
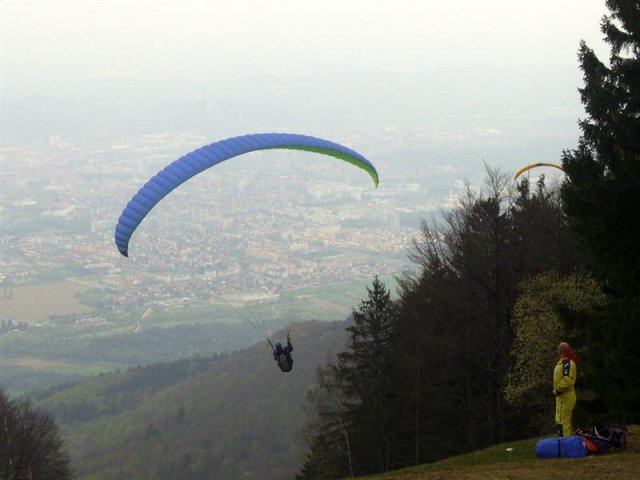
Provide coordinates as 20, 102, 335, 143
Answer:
114, 132, 378, 257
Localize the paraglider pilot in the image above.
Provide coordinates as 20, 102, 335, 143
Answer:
273, 333, 294, 373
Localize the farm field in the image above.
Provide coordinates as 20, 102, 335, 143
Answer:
0, 281, 95, 321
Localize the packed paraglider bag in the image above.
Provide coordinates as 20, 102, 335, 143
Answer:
535, 436, 587, 459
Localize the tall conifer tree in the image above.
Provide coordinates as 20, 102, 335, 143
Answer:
561, 0, 640, 421
339, 276, 398, 474
298, 277, 398, 478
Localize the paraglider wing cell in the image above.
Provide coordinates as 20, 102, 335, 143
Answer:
114, 133, 379, 257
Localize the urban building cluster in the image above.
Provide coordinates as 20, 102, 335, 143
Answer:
1, 132, 456, 317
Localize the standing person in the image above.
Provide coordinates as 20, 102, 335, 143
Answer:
553, 342, 578, 436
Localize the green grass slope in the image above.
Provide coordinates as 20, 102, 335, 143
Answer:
362, 426, 640, 480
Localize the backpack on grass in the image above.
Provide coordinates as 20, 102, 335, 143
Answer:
594, 424, 628, 449
576, 424, 628, 455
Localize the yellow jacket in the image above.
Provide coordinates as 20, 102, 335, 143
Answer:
553, 356, 577, 394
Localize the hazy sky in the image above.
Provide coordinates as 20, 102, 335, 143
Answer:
2, 0, 609, 87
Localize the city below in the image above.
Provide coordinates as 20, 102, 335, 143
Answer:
0, 131, 462, 326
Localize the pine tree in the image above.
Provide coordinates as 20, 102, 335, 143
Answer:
338, 276, 398, 474
561, 0, 640, 421
297, 364, 354, 480
297, 277, 399, 478
562, 0, 640, 291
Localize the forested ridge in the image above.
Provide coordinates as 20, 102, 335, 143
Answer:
33, 320, 351, 479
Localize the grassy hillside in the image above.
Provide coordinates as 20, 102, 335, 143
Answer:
361, 426, 639, 480
37, 319, 350, 480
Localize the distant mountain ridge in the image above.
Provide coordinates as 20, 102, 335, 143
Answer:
37, 319, 351, 480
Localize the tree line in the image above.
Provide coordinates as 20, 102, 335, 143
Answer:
297, 1, 639, 477
297, 173, 582, 478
